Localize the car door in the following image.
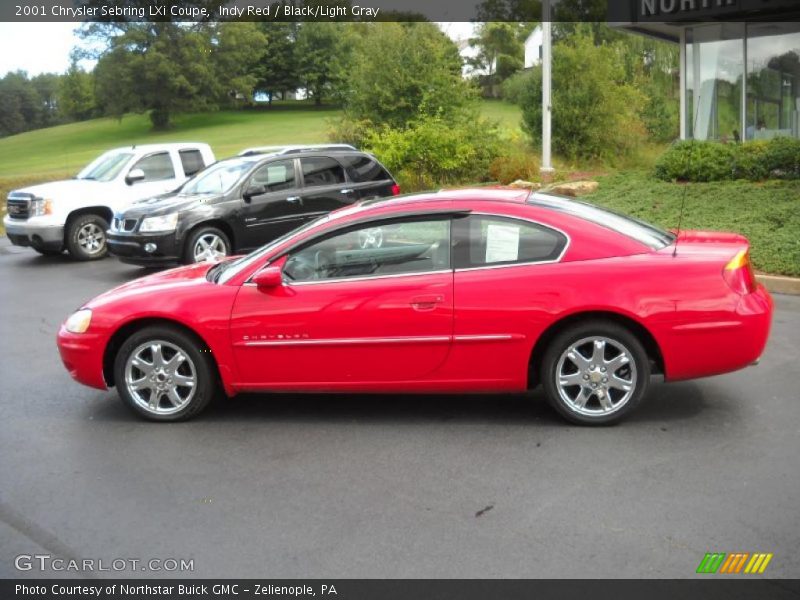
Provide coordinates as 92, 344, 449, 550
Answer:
238, 158, 307, 249
229, 216, 454, 388
298, 156, 358, 216
450, 214, 570, 388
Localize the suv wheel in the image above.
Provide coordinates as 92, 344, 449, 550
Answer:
66, 214, 109, 260
184, 226, 230, 264
114, 325, 217, 422
541, 320, 650, 425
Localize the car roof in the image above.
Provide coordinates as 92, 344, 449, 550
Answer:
108, 143, 211, 153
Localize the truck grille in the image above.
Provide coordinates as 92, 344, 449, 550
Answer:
113, 217, 138, 232
6, 197, 30, 220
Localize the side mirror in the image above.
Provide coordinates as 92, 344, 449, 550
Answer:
243, 184, 267, 201
125, 168, 145, 185
252, 266, 283, 289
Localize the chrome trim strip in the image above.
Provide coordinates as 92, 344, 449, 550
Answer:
453, 334, 521, 342
237, 335, 451, 347
287, 269, 453, 286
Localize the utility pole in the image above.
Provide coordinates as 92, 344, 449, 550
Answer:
541, 0, 555, 180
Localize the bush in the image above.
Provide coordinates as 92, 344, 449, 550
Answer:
519, 31, 648, 162
364, 114, 503, 191
489, 146, 541, 184
501, 70, 534, 105
655, 137, 800, 182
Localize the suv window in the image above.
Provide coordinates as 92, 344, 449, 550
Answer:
341, 154, 390, 182
453, 215, 566, 269
132, 152, 175, 182
179, 149, 205, 177
300, 157, 346, 188
284, 218, 451, 282
249, 159, 297, 193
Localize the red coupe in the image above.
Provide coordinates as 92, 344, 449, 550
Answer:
57, 189, 773, 424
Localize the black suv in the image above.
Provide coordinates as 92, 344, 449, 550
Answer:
107, 148, 399, 266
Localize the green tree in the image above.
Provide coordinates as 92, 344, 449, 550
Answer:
257, 21, 300, 105
342, 22, 476, 128
468, 22, 533, 96
58, 59, 96, 121
0, 71, 43, 136
210, 22, 267, 106
295, 22, 352, 106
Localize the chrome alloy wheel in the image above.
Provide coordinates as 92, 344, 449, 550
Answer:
555, 336, 637, 417
124, 341, 197, 416
193, 233, 227, 262
77, 222, 105, 255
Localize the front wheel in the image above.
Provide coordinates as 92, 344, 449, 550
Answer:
66, 214, 109, 260
113, 325, 217, 422
541, 321, 650, 425
184, 226, 231, 265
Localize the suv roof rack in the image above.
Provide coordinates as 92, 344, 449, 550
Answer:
238, 144, 358, 157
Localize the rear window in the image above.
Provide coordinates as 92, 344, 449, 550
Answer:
300, 157, 346, 187
341, 154, 391, 182
179, 149, 205, 177
132, 152, 175, 182
529, 194, 675, 249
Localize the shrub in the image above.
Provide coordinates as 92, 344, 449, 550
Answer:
365, 114, 503, 192
655, 137, 800, 182
489, 146, 541, 184
501, 70, 534, 105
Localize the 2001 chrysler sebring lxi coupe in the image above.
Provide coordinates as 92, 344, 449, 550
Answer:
57, 189, 773, 425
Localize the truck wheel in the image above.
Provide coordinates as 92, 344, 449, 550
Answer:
184, 226, 230, 265
66, 214, 109, 260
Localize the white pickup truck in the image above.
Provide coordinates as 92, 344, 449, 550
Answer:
4, 143, 215, 260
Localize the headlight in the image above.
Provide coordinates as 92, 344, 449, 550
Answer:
65, 309, 92, 333
31, 198, 53, 217
140, 213, 179, 233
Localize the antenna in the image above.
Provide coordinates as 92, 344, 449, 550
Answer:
673, 94, 701, 258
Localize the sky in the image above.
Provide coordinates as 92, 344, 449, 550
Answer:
0, 21, 478, 77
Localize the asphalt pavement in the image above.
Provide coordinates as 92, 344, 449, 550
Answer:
1, 239, 798, 579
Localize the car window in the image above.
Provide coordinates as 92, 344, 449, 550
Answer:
340, 154, 391, 182
179, 149, 205, 177
77, 152, 134, 182
300, 157, 346, 188
249, 160, 296, 193
453, 215, 567, 269
132, 152, 176, 182
180, 159, 253, 195
284, 218, 451, 282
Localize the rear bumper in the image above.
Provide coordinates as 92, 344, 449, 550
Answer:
107, 231, 182, 266
4, 216, 64, 251
57, 326, 108, 391
662, 285, 773, 381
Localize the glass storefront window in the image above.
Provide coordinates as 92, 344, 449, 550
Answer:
685, 24, 745, 142
746, 23, 800, 140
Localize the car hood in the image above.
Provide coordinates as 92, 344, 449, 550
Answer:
14, 179, 110, 202
85, 261, 217, 310
121, 193, 221, 218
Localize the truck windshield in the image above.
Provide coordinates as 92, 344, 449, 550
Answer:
77, 152, 134, 182
180, 159, 253, 195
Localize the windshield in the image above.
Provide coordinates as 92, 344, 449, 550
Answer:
215, 216, 330, 284
180, 159, 253, 195
77, 152, 134, 182
530, 193, 676, 249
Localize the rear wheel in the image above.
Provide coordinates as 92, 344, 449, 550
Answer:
184, 226, 230, 265
113, 325, 217, 422
541, 321, 650, 425
66, 214, 109, 260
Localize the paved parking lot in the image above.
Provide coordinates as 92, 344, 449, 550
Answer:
0, 239, 798, 579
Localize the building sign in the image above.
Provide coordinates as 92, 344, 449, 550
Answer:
640, 0, 737, 19
609, 0, 800, 22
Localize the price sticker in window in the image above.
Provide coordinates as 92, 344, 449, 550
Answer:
485, 223, 520, 263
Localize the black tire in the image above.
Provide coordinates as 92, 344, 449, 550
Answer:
541, 320, 650, 426
113, 325, 217, 422
65, 213, 109, 260
183, 226, 231, 265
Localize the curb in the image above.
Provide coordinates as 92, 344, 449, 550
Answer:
756, 274, 800, 296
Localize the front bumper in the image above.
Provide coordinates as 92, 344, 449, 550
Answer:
107, 230, 182, 266
4, 215, 64, 251
57, 325, 108, 391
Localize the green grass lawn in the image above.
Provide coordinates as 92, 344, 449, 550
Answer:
584, 171, 800, 277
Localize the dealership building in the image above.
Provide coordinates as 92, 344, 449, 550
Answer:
610, 1, 800, 142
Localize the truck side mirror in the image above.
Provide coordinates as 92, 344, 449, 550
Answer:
125, 168, 146, 186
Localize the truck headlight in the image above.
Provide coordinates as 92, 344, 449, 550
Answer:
140, 213, 179, 233
65, 309, 92, 333
31, 198, 53, 217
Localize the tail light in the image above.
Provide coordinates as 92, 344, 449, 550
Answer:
391, 184, 401, 196
723, 249, 757, 294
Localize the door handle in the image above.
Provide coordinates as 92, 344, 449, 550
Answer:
410, 295, 444, 311
340, 188, 354, 194
287, 196, 302, 204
